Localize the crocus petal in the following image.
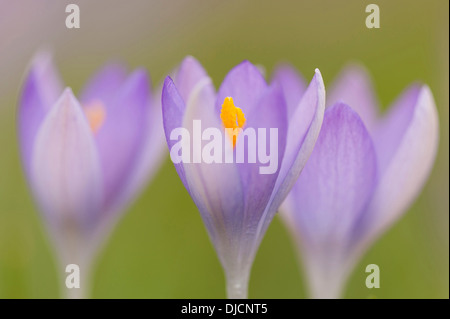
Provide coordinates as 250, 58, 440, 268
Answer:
162, 77, 185, 143
174, 56, 210, 104
122, 83, 167, 205
162, 76, 191, 192
327, 64, 379, 133
162, 75, 219, 195
216, 60, 267, 116
359, 85, 439, 249
94, 69, 149, 215
252, 69, 325, 259
272, 64, 307, 118
179, 77, 252, 291
180, 75, 246, 264
371, 85, 421, 172
237, 83, 287, 240
281, 103, 377, 299
162, 57, 219, 195
18, 51, 63, 176
217, 83, 289, 290
265, 69, 325, 222
31, 88, 102, 261
79, 62, 128, 107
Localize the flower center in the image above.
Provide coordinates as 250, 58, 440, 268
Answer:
220, 97, 246, 147
83, 100, 106, 134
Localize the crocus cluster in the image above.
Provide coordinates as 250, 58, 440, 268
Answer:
17, 53, 438, 299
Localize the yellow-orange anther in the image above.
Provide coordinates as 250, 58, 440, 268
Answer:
220, 97, 246, 148
83, 100, 106, 134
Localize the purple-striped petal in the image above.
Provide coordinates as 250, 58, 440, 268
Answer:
18, 52, 63, 176
162, 57, 216, 193
372, 85, 421, 172
162, 77, 190, 192
179, 76, 248, 277
216, 60, 267, 117
79, 62, 128, 107
162, 75, 219, 194
248, 69, 325, 263
266, 69, 325, 218
181, 75, 242, 232
31, 88, 102, 250
212, 82, 289, 287
281, 103, 377, 298
272, 64, 307, 118
237, 82, 287, 237
327, 64, 379, 133
360, 85, 439, 250
94, 69, 149, 215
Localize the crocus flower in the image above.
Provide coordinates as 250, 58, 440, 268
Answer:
18, 52, 166, 298
280, 64, 439, 298
161, 56, 325, 298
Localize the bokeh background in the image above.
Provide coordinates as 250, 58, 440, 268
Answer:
0, 0, 448, 298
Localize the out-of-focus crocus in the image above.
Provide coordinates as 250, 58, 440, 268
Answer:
280, 64, 439, 299
162, 57, 325, 298
18, 52, 166, 298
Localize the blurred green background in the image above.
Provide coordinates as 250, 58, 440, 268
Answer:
0, 0, 448, 298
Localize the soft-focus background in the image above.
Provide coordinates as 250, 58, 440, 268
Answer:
0, 0, 448, 298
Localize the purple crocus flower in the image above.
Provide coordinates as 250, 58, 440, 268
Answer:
279, 64, 439, 298
161, 56, 325, 298
18, 52, 166, 297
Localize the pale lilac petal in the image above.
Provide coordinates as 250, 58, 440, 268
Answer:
122, 83, 167, 205
162, 77, 190, 192
215, 83, 288, 288
79, 62, 128, 107
265, 69, 326, 219
371, 85, 421, 172
162, 56, 213, 193
162, 77, 185, 138
360, 85, 439, 249
162, 75, 219, 194
327, 64, 379, 133
240, 69, 325, 278
18, 51, 63, 176
31, 88, 102, 239
182, 77, 244, 236
216, 60, 267, 117
281, 103, 377, 298
272, 64, 307, 117
125, 82, 167, 193
174, 56, 210, 105
237, 83, 287, 236
95, 69, 149, 214
288, 103, 377, 246
180, 76, 249, 278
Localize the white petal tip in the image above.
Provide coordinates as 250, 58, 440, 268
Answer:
60, 87, 77, 102
181, 55, 201, 66
314, 69, 324, 86
313, 69, 326, 95
419, 84, 432, 99
62, 87, 73, 95
417, 85, 437, 115
31, 49, 55, 65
